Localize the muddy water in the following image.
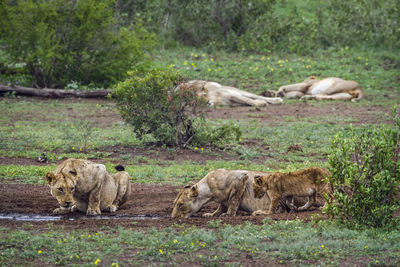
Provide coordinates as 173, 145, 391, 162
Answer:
0, 213, 161, 222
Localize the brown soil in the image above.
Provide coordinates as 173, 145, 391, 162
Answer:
0, 183, 325, 230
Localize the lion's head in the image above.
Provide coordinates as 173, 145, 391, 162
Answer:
171, 184, 200, 218
45, 170, 77, 210
253, 175, 270, 198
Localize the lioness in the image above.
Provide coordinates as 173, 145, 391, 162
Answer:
263, 77, 363, 102
178, 80, 283, 107
171, 169, 271, 218
252, 167, 331, 215
46, 159, 131, 215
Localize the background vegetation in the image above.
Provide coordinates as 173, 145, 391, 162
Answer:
0, 0, 399, 265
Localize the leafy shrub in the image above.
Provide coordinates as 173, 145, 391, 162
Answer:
113, 67, 242, 147
0, 0, 155, 88
113, 68, 197, 146
325, 108, 400, 228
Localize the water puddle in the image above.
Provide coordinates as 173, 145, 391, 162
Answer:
0, 213, 161, 222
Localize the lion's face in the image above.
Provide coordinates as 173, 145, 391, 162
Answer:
253, 175, 269, 198
46, 171, 76, 209
171, 185, 199, 218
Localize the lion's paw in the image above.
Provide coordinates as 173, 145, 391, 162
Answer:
53, 207, 70, 215
104, 205, 118, 212
300, 95, 315, 101
86, 208, 101, 216
252, 210, 270, 216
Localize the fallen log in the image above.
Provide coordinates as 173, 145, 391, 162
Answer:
0, 84, 112, 98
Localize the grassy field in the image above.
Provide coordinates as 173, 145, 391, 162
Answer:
0, 46, 399, 266
2, 220, 400, 266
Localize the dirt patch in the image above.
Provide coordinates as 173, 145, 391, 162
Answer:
0, 183, 325, 230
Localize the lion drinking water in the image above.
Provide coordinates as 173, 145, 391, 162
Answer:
171, 169, 272, 218
46, 158, 131, 215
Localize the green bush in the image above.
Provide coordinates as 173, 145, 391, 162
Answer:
113, 67, 242, 147
113, 68, 197, 146
0, 0, 155, 88
326, 108, 400, 228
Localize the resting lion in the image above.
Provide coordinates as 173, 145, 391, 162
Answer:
178, 80, 283, 107
46, 158, 131, 215
171, 169, 271, 218
263, 77, 363, 102
252, 167, 332, 215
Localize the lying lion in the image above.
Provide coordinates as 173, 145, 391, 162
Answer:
46, 158, 131, 215
178, 80, 283, 107
252, 167, 331, 215
171, 169, 272, 218
262, 77, 363, 102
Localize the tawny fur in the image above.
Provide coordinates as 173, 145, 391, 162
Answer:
264, 77, 363, 102
252, 167, 331, 215
45, 158, 131, 215
178, 80, 283, 107
171, 169, 272, 218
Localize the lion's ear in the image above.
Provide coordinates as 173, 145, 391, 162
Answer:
45, 172, 56, 185
254, 175, 263, 186
190, 185, 199, 198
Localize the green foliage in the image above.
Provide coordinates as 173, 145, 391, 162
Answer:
0, 0, 155, 88
326, 108, 400, 228
116, 0, 399, 52
113, 68, 199, 146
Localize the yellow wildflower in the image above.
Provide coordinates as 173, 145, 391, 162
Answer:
159, 249, 163, 255
94, 259, 101, 265
38, 250, 43, 254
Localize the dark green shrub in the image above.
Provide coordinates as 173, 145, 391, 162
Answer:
0, 0, 155, 88
325, 108, 400, 228
113, 68, 198, 146
113, 67, 242, 147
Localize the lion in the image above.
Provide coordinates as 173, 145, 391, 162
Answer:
262, 77, 363, 102
171, 169, 272, 218
252, 167, 332, 215
178, 80, 283, 107
45, 158, 131, 215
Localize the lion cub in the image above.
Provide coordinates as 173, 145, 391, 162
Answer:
252, 167, 331, 215
46, 159, 131, 215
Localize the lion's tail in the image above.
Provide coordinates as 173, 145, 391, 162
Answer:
115, 165, 125, 172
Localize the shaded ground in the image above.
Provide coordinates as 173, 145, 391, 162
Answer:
0, 183, 325, 230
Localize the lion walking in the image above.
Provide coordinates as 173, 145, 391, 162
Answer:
252, 167, 331, 215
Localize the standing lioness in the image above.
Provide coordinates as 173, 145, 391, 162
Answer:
172, 169, 271, 218
252, 167, 331, 215
46, 158, 131, 215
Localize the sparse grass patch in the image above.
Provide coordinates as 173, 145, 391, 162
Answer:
1, 220, 399, 266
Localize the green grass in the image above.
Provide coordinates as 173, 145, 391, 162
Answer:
1, 220, 399, 266
0, 46, 399, 266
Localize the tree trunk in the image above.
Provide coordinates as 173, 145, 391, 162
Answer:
0, 84, 112, 98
